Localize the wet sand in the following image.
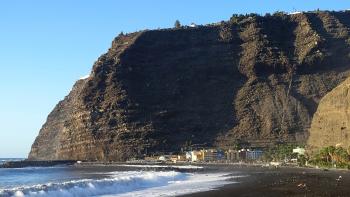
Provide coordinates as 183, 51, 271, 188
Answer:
182, 165, 350, 197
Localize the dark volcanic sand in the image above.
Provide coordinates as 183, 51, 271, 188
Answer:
182, 165, 350, 197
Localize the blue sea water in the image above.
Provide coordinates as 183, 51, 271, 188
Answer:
0, 159, 23, 165
0, 161, 234, 197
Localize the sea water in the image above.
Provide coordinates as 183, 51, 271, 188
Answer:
0, 160, 236, 197
0, 159, 23, 165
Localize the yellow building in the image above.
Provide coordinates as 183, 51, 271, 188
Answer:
170, 155, 186, 163
190, 151, 203, 162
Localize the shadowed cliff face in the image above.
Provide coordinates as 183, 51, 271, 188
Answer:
29, 11, 350, 161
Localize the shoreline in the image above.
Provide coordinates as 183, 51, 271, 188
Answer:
0, 160, 76, 168
2, 159, 350, 172
77, 162, 350, 196
2, 161, 350, 196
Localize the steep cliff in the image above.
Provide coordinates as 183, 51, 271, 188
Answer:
29, 11, 350, 161
307, 77, 350, 151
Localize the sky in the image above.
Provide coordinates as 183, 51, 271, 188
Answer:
1, 1, 350, 158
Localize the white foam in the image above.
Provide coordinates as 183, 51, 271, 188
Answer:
117, 164, 204, 169
0, 171, 186, 197
103, 173, 240, 197
14, 191, 24, 197
10, 166, 67, 170
0, 171, 238, 197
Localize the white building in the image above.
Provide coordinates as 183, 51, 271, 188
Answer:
289, 11, 302, 15
293, 147, 305, 155
189, 23, 197, 28
158, 156, 167, 161
185, 152, 192, 160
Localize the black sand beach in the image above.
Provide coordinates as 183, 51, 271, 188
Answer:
183, 165, 350, 197
4, 161, 350, 196
61, 162, 350, 196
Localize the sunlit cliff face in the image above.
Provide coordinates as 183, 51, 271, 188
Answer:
30, 11, 350, 161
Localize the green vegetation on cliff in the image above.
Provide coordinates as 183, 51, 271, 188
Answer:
309, 146, 350, 169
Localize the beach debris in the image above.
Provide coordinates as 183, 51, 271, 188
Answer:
297, 183, 307, 188
336, 175, 342, 182
336, 175, 343, 186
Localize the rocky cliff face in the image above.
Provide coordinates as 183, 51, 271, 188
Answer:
29, 11, 350, 161
307, 77, 350, 151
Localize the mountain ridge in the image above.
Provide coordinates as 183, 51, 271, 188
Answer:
29, 10, 350, 161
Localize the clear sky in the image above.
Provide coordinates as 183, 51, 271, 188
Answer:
1, 0, 350, 158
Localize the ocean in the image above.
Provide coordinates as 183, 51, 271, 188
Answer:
0, 159, 236, 197
0, 159, 23, 165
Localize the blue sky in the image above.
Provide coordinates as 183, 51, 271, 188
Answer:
1, 0, 350, 158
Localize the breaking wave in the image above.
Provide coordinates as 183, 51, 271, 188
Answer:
118, 164, 204, 169
0, 171, 187, 197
